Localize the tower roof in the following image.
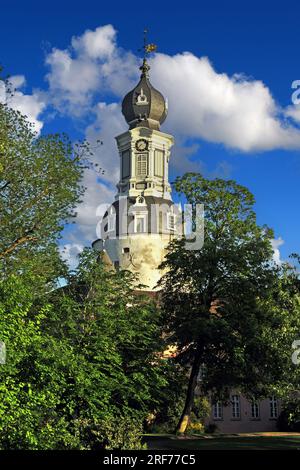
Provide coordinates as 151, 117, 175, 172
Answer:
121, 58, 168, 131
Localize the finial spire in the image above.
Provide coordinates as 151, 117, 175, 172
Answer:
122, 30, 167, 130
139, 29, 157, 77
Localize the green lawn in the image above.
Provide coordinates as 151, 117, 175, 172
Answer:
144, 433, 300, 450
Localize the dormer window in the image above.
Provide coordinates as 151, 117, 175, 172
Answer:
135, 88, 149, 105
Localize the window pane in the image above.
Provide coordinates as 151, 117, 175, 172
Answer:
269, 397, 278, 418
136, 154, 148, 177
251, 400, 260, 418
154, 150, 164, 177
136, 216, 146, 233
231, 395, 240, 418
213, 401, 222, 419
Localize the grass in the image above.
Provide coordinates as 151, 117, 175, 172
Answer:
143, 433, 300, 450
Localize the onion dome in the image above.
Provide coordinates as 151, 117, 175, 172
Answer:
121, 59, 168, 131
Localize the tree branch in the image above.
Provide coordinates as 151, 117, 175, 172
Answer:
0, 232, 38, 258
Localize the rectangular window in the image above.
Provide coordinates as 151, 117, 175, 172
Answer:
251, 400, 260, 419
135, 215, 146, 233
154, 149, 164, 177
212, 401, 223, 420
136, 154, 148, 177
269, 396, 278, 419
122, 150, 130, 178
108, 214, 115, 232
167, 213, 176, 231
231, 395, 240, 419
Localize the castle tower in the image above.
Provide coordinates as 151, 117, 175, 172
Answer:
93, 43, 180, 290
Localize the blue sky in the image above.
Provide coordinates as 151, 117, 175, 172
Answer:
1, 0, 300, 266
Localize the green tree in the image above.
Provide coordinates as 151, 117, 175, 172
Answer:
159, 173, 300, 433
0, 250, 168, 449
0, 78, 89, 271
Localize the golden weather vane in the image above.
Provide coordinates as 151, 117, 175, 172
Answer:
139, 29, 157, 59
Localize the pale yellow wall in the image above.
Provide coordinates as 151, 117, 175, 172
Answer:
104, 233, 173, 290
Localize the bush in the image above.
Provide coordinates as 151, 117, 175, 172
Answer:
186, 421, 205, 435
205, 423, 218, 434
79, 415, 147, 450
277, 399, 300, 432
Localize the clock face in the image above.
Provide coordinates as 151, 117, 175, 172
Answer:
135, 139, 148, 152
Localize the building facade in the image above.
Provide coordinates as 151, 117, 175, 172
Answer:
205, 394, 280, 433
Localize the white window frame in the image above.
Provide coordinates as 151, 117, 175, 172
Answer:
251, 400, 260, 419
231, 395, 240, 419
212, 401, 223, 420
136, 153, 148, 177
269, 396, 278, 419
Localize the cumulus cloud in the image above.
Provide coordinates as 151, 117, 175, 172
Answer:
285, 104, 300, 124
85, 101, 124, 183
75, 167, 115, 242
0, 75, 46, 133
71, 24, 116, 59
45, 24, 138, 115
150, 53, 300, 152
45, 24, 300, 154
271, 237, 284, 265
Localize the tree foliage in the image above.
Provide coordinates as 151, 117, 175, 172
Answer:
0, 80, 91, 271
0, 88, 170, 449
0, 250, 168, 449
159, 173, 300, 433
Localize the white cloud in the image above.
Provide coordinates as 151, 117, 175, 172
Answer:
71, 24, 116, 59
45, 24, 138, 115
45, 25, 300, 153
59, 242, 84, 270
0, 75, 46, 134
285, 104, 300, 124
150, 53, 300, 152
271, 237, 284, 265
75, 168, 115, 242
85, 101, 124, 183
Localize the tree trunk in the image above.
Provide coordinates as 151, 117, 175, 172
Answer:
175, 347, 203, 434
